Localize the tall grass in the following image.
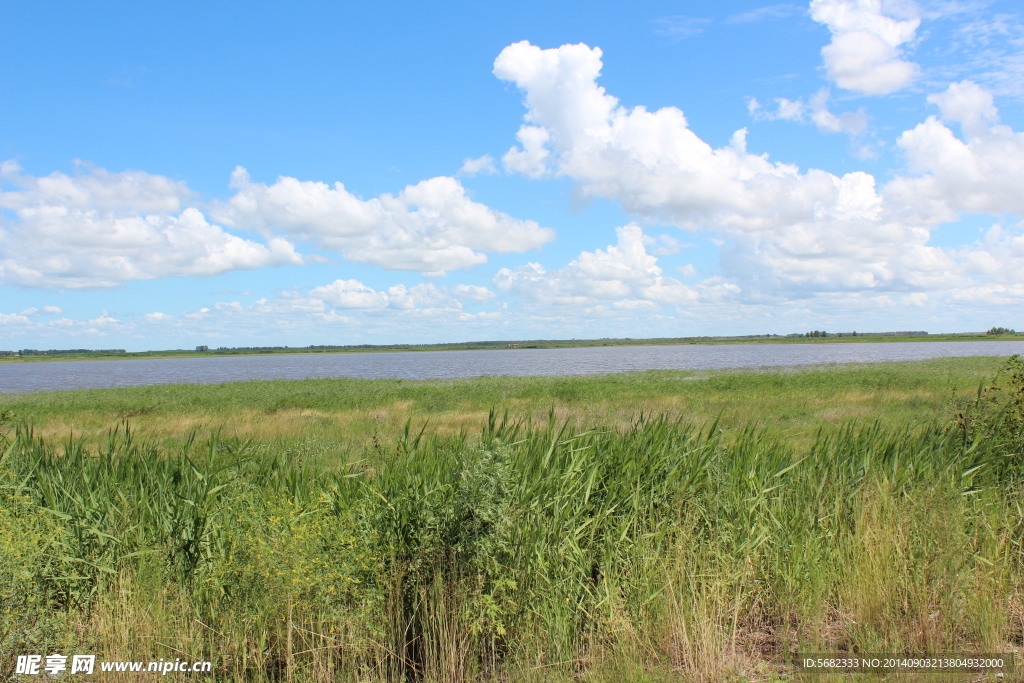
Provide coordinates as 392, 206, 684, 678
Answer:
1, 358, 1022, 680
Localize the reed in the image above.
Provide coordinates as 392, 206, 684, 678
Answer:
1, 357, 1022, 680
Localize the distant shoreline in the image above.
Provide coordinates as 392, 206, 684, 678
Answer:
1, 332, 1021, 363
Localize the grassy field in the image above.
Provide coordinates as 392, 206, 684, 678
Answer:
1, 356, 1022, 681
1, 356, 1009, 452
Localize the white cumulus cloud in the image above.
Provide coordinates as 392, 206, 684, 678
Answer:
453, 284, 496, 302
926, 79, 999, 133
810, 0, 920, 95
0, 312, 31, 325
457, 155, 498, 177
886, 80, 1024, 222
0, 159, 193, 213
0, 162, 302, 289
307, 279, 470, 314
309, 279, 391, 309
493, 41, 885, 238
385, 283, 450, 311
216, 168, 554, 273
493, 41, 1024, 305
494, 224, 700, 306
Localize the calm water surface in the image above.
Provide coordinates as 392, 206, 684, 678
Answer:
2, 341, 1024, 394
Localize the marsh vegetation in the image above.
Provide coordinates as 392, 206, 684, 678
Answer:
1, 356, 1022, 681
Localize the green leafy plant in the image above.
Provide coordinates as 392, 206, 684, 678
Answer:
952, 355, 1024, 480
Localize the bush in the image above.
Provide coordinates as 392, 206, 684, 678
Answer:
0, 469, 79, 671
951, 354, 1024, 483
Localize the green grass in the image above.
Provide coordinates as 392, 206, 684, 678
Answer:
1, 356, 1022, 681
2, 356, 1006, 453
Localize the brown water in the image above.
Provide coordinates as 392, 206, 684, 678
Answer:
2, 341, 1023, 394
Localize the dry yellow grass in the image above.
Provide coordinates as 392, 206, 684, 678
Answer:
16, 384, 949, 455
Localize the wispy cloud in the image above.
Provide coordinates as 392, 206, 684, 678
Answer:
653, 15, 711, 39
948, 12, 1024, 98
748, 88, 868, 136
725, 4, 802, 24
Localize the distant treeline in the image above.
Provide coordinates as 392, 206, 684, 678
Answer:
7, 328, 1017, 360
203, 342, 529, 353
0, 349, 127, 357
196, 332, 936, 354
788, 330, 929, 339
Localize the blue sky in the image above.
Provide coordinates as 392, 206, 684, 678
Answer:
2, 0, 1023, 351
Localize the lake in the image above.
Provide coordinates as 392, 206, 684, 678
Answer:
2, 340, 1023, 394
